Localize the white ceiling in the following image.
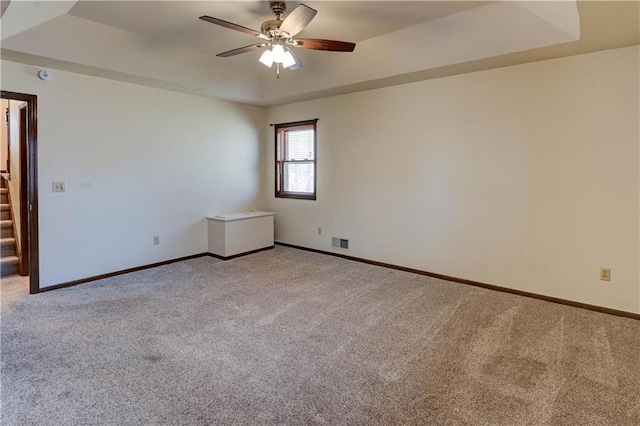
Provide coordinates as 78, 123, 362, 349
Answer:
69, 1, 489, 54
1, 1, 638, 106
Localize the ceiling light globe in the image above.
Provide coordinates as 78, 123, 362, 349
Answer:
259, 49, 274, 67
271, 44, 285, 63
282, 51, 296, 69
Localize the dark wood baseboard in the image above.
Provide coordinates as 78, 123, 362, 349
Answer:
35, 242, 640, 321
40, 253, 209, 292
275, 242, 640, 321
40, 247, 276, 293
207, 245, 275, 261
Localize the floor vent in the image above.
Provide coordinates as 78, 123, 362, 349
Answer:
332, 237, 349, 250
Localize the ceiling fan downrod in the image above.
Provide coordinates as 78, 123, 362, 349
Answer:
270, 1, 286, 19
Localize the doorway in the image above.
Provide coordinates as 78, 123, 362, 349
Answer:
0, 91, 39, 294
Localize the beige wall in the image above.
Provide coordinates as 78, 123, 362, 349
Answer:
2, 45, 638, 314
1, 60, 267, 288
266, 46, 640, 314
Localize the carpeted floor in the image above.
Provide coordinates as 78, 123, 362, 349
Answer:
1, 246, 639, 425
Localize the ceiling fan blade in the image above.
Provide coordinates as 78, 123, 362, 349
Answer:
279, 4, 317, 37
217, 43, 266, 58
199, 16, 270, 40
294, 39, 356, 52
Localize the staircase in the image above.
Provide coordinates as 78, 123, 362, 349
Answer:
1, 177, 19, 277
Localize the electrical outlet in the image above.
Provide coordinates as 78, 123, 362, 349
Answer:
600, 267, 611, 282
153, 236, 160, 245
52, 181, 65, 192
317, 227, 322, 235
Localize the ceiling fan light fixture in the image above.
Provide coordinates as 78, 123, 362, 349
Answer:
259, 49, 274, 67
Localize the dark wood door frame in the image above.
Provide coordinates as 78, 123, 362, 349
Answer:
1, 91, 39, 294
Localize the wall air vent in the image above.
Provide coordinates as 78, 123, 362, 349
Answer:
331, 237, 349, 250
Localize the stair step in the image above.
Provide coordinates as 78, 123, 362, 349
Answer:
0, 237, 16, 257
0, 220, 13, 238
0, 204, 9, 220
0, 255, 19, 277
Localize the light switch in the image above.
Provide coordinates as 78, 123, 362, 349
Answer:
52, 182, 66, 193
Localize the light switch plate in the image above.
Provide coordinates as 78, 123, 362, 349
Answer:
52, 182, 65, 192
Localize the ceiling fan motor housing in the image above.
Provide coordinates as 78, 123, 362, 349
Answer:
263, 1, 286, 36
261, 19, 283, 36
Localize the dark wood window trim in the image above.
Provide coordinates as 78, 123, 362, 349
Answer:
274, 119, 318, 200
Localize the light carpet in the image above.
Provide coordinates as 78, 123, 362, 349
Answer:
1, 246, 639, 425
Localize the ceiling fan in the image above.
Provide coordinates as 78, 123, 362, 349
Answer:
199, 1, 356, 77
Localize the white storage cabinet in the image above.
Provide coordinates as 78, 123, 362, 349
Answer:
207, 211, 275, 258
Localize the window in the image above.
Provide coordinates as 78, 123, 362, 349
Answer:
275, 119, 317, 200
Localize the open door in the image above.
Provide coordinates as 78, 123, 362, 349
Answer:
0, 91, 39, 294
18, 104, 29, 276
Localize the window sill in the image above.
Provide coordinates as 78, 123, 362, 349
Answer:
275, 192, 316, 201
